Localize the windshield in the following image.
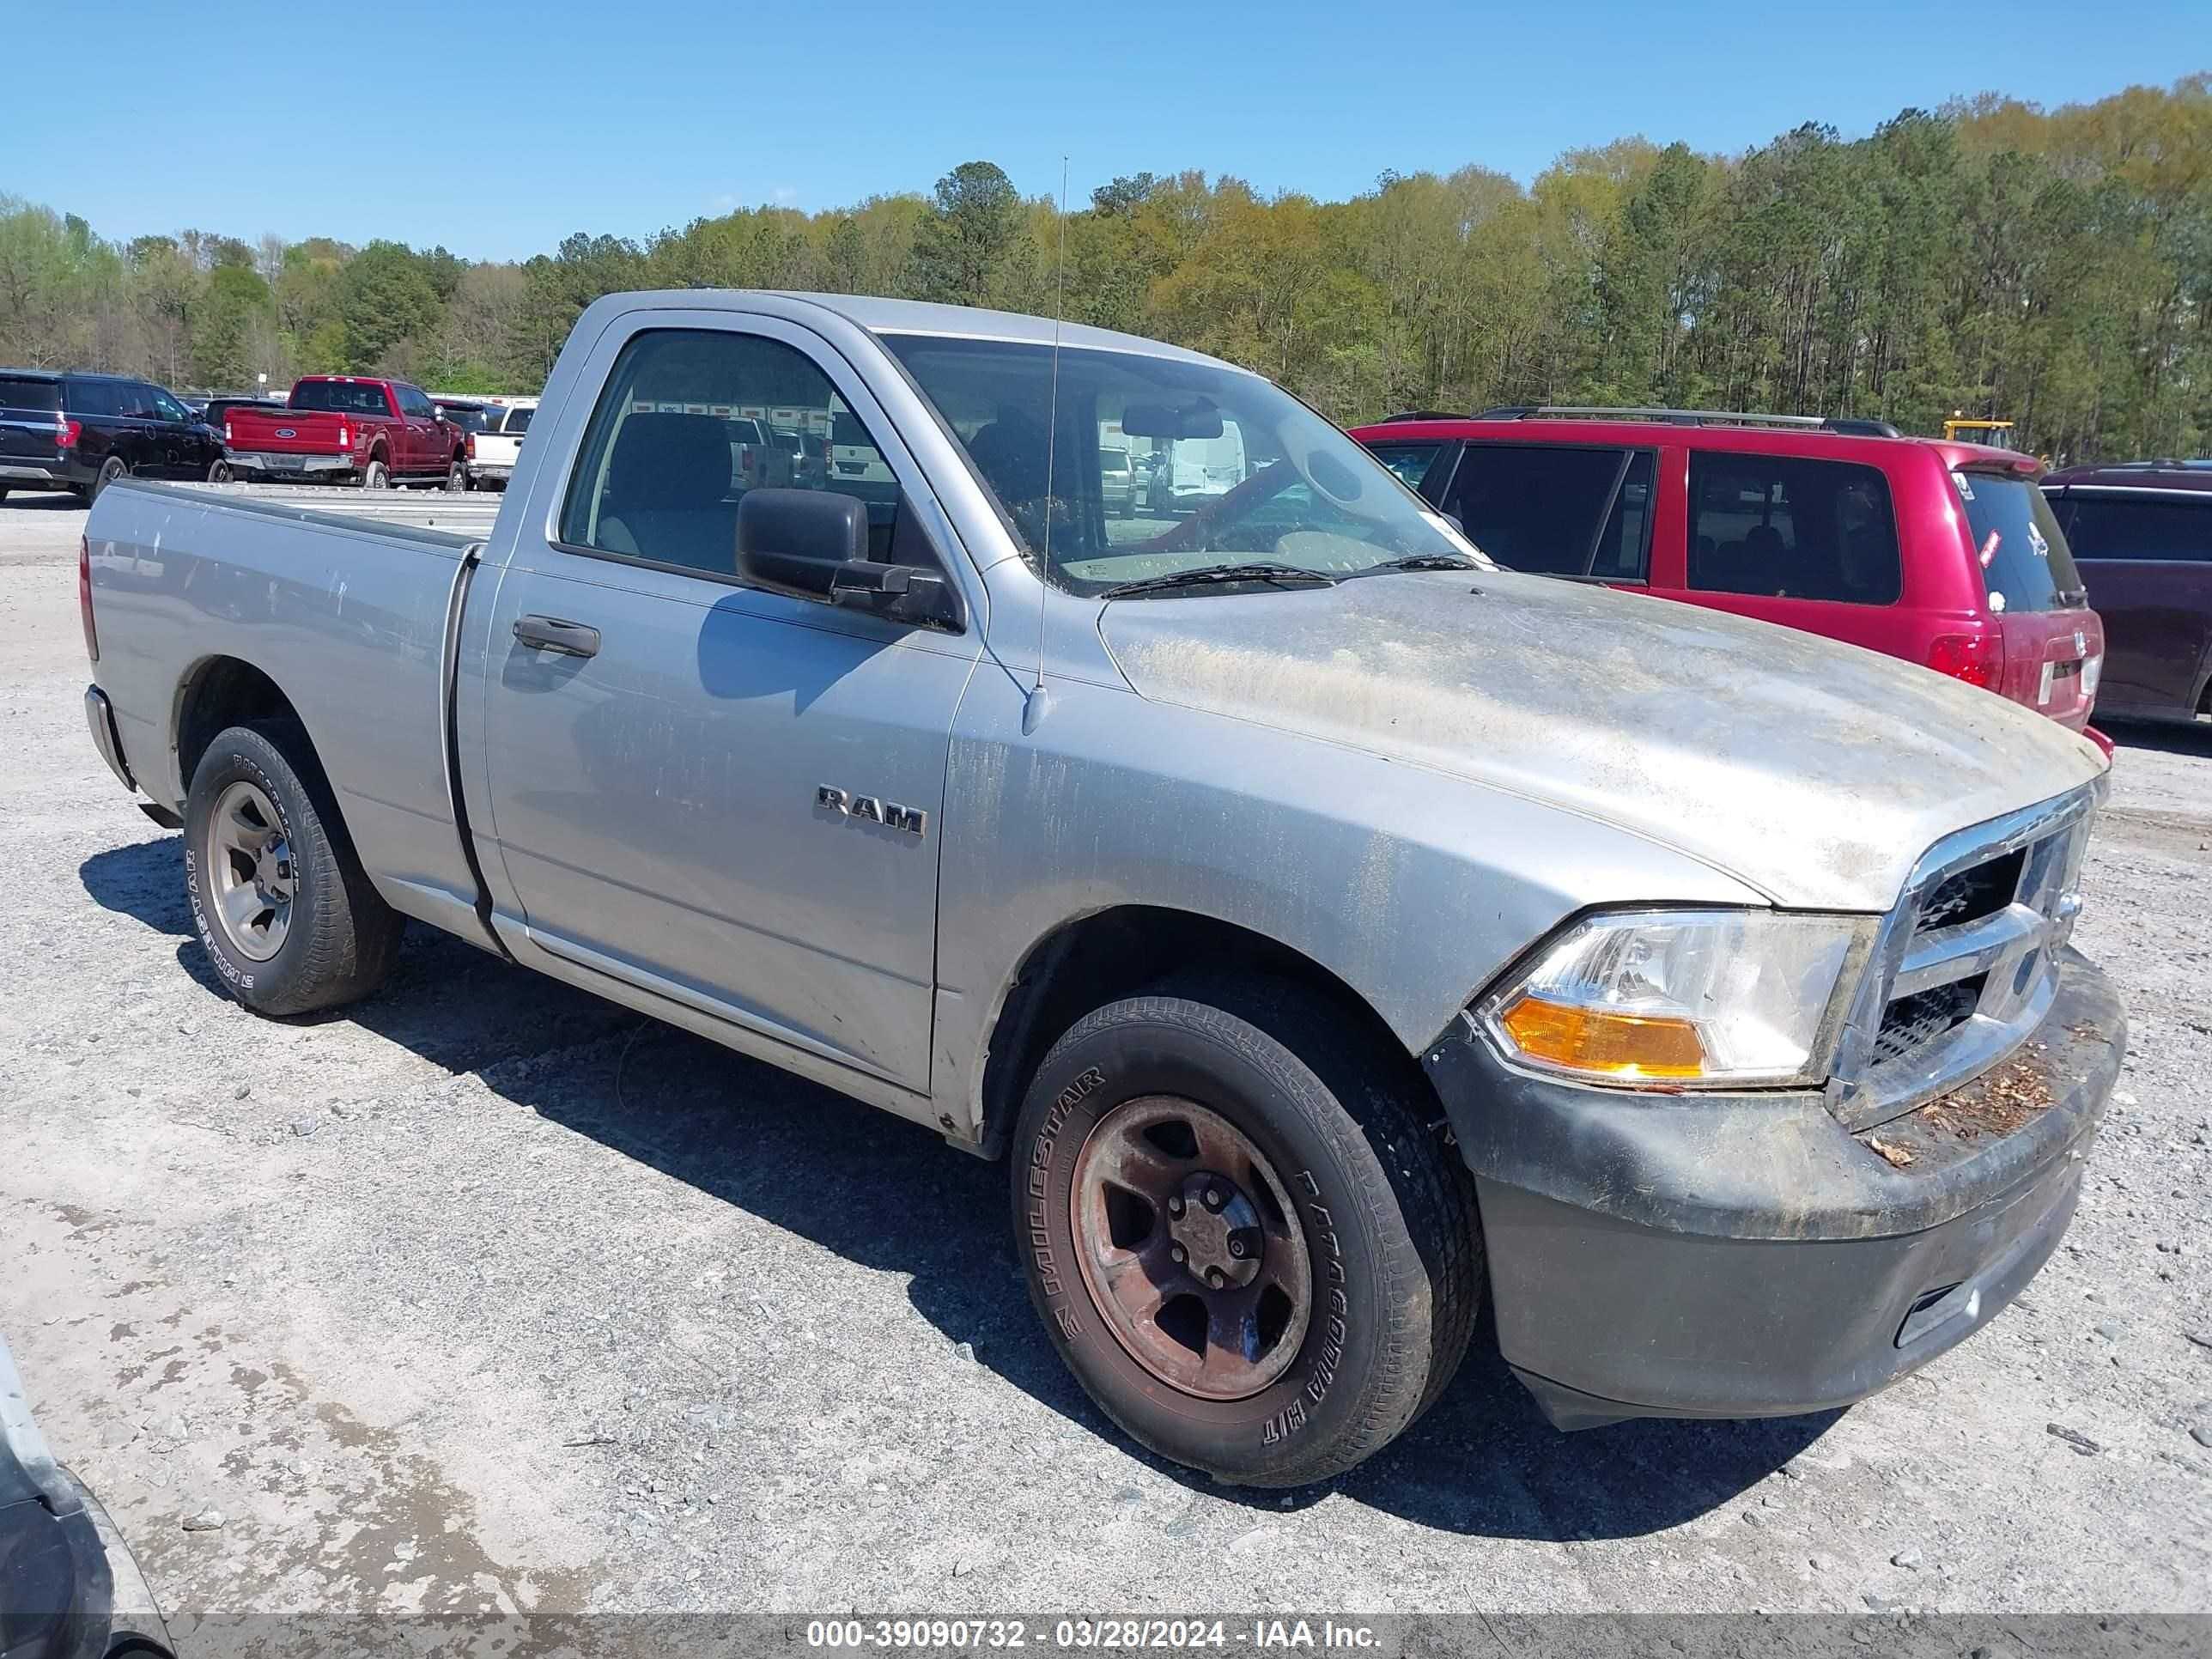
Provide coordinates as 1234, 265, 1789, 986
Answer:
1957, 471, 2084, 612
882, 335, 1483, 594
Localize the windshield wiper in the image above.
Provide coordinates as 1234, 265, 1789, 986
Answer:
1346, 552, 1481, 578
1099, 562, 1339, 599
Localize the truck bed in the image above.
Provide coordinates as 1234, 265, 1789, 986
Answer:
131, 481, 502, 542
85, 477, 501, 951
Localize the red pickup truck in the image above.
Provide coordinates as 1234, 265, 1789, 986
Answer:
223, 376, 466, 489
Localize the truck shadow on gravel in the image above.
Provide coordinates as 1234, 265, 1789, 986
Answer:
83, 833, 1836, 1541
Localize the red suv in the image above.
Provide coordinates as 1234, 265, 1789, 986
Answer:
1352, 407, 2106, 742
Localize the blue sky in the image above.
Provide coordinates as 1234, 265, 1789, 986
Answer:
13, 1, 2202, 260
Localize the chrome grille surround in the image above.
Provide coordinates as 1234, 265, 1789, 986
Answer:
1826, 777, 2103, 1132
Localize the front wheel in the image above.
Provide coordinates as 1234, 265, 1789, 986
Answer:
1012, 980, 1481, 1486
184, 722, 402, 1016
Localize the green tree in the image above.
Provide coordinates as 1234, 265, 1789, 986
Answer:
912, 161, 1023, 305
337, 240, 441, 371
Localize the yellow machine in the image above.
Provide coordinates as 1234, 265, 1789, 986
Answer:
1943, 414, 2015, 447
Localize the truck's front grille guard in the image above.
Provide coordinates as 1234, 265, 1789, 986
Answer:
1825, 779, 2101, 1133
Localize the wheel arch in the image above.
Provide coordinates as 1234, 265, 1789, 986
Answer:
173, 655, 313, 799
974, 903, 1443, 1161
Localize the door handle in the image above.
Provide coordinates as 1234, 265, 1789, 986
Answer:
513, 614, 601, 659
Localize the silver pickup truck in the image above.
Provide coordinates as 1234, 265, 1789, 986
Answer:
81, 291, 2123, 1486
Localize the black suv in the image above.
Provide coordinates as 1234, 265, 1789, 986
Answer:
0, 369, 228, 504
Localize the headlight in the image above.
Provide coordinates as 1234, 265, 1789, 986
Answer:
1480, 908, 1874, 1089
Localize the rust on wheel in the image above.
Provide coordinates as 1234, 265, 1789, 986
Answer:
1069, 1096, 1312, 1401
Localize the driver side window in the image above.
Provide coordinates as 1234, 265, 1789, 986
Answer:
558, 327, 938, 580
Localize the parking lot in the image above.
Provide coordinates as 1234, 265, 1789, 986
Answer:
3, 491, 2209, 1632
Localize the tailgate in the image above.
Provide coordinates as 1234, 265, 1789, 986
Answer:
1956, 467, 2100, 729
0, 376, 65, 465
224, 407, 351, 454
1998, 607, 2104, 730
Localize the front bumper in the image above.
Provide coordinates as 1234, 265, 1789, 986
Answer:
228, 450, 354, 477
1425, 948, 2123, 1428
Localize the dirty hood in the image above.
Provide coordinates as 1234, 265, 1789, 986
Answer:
1098, 571, 2107, 911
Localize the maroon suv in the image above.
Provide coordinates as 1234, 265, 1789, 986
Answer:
1353, 406, 2107, 743
2044, 462, 2212, 726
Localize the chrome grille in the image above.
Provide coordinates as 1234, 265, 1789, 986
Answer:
1872, 977, 1984, 1064
1826, 781, 2100, 1132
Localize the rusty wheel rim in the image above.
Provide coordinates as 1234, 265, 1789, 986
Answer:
1069, 1096, 1313, 1401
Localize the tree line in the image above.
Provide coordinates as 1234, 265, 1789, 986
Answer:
3, 75, 2206, 462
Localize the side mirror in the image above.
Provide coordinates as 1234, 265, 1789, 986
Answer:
736, 489, 962, 630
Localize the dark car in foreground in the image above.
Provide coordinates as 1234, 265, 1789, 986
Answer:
2045, 462, 2212, 725
0, 370, 228, 502
1, 1334, 173, 1659
1354, 406, 2107, 740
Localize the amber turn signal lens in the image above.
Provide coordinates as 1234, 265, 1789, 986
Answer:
1498, 994, 1707, 1079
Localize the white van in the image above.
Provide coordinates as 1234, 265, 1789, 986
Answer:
1147, 419, 1246, 514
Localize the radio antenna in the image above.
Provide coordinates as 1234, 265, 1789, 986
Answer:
1023, 154, 1070, 738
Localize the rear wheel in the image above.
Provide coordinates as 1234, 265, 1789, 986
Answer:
90, 455, 128, 503
207, 459, 232, 484
1011, 977, 1480, 1486
444, 458, 466, 492
361, 458, 389, 490
184, 721, 402, 1016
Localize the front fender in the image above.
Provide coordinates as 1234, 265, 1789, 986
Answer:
929, 671, 1768, 1139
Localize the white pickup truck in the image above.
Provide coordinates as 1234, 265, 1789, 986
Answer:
465, 398, 537, 490
78, 289, 2121, 1487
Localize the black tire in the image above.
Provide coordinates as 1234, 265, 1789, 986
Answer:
444, 458, 466, 492
89, 455, 128, 502
183, 721, 402, 1017
1011, 976, 1481, 1486
361, 458, 389, 490
0, 485, 9, 503
207, 459, 233, 484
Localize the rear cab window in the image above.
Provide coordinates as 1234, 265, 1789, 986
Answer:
1955, 471, 2084, 611
1445, 443, 1656, 580
1688, 453, 1901, 604
291, 381, 394, 416
507, 406, 534, 434
0, 376, 63, 415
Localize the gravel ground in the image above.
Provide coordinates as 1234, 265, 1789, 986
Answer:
3, 492, 2209, 1639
